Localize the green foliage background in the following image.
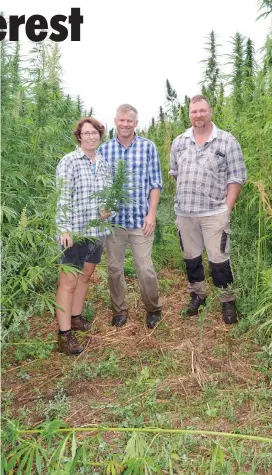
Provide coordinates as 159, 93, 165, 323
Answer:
1, 3, 272, 471
1, 23, 272, 346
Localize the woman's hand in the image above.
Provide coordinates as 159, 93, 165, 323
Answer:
100, 208, 111, 220
60, 233, 73, 248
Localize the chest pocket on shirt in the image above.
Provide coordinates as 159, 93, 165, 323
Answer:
200, 150, 227, 174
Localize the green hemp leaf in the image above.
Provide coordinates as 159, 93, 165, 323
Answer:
94, 159, 133, 213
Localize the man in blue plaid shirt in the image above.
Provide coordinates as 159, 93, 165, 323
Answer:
170, 95, 247, 324
99, 104, 163, 329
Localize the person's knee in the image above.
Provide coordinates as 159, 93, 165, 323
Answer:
209, 260, 233, 288
135, 261, 155, 280
59, 275, 77, 293
81, 263, 96, 283
185, 255, 205, 283
108, 261, 123, 276
80, 272, 93, 284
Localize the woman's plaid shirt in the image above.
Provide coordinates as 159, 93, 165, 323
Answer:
56, 148, 112, 238
170, 125, 247, 216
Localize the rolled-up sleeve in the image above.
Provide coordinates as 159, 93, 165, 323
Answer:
169, 139, 178, 176
149, 143, 162, 190
56, 159, 74, 234
226, 136, 247, 185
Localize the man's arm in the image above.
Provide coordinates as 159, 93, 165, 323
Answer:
143, 143, 162, 237
225, 135, 247, 214
142, 188, 161, 237
226, 183, 242, 213
169, 138, 178, 179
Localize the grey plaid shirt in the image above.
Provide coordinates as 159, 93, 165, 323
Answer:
170, 124, 247, 216
56, 147, 112, 238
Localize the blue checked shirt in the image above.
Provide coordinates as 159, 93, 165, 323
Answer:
56, 147, 112, 238
170, 125, 247, 216
98, 135, 162, 228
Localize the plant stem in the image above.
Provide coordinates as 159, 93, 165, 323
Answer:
18, 426, 272, 443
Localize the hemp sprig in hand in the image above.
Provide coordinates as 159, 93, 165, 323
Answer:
97, 159, 133, 215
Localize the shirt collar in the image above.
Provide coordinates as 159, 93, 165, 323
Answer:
185, 123, 218, 143
75, 146, 103, 164
115, 132, 137, 149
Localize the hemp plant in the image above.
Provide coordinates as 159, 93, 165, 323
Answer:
95, 158, 133, 214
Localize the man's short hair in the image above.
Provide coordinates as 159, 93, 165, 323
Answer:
116, 104, 138, 118
190, 95, 211, 107
73, 117, 105, 143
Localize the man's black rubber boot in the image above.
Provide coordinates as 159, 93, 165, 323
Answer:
112, 315, 127, 328
222, 301, 238, 324
146, 311, 161, 329
182, 292, 206, 317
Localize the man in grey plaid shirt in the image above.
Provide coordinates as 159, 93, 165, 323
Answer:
170, 95, 247, 324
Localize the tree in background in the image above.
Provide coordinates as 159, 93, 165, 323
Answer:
1, 40, 91, 337
257, 0, 272, 20
244, 38, 255, 100
2, 3, 271, 346
229, 32, 245, 111
200, 30, 221, 107
212, 82, 225, 128
165, 78, 180, 121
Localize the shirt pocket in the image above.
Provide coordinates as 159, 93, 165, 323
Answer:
200, 150, 227, 175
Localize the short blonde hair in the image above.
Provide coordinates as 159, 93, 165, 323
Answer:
190, 95, 211, 107
116, 104, 138, 118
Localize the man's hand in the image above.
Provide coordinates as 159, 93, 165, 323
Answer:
142, 213, 156, 237
100, 208, 112, 220
226, 205, 233, 215
60, 233, 73, 248
226, 183, 242, 215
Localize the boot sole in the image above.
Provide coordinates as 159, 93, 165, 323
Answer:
59, 347, 84, 356
222, 317, 238, 324
112, 317, 127, 327
146, 320, 160, 329
181, 309, 199, 317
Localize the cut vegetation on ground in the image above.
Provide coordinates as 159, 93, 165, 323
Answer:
2, 265, 272, 473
